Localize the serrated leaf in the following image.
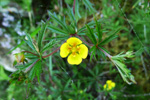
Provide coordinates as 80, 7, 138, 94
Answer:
48, 11, 69, 32
67, 6, 76, 22
47, 25, 68, 35
83, 0, 96, 13
7, 27, 41, 54
75, 0, 81, 20
41, 40, 56, 53
38, 21, 47, 51
100, 27, 122, 46
78, 19, 103, 35
25, 33, 37, 52
95, 18, 102, 42
86, 24, 97, 44
29, 60, 42, 83
112, 59, 136, 84
90, 49, 96, 62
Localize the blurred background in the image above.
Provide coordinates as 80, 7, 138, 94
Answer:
0, 0, 150, 100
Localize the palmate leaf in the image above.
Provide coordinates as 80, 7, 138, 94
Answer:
41, 40, 56, 53
77, 19, 103, 35
25, 33, 37, 53
89, 46, 97, 62
75, 0, 81, 20
99, 27, 122, 46
48, 11, 69, 32
83, 0, 96, 13
8, 27, 41, 54
112, 59, 136, 84
95, 18, 102, 43
38, 21, 47, 52
29, 60, 42, 83
47, 25, 68, 35
86, 24, 97, 44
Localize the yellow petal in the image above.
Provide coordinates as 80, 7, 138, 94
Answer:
78, 44, 88, 59
67, 53, 82, 65
111, 82, 115, 88
67, 37, 82, 46
103, 84, 106, 89
106, 80, 112, 85
108, 86, 112, 90
60, 43, 70, 58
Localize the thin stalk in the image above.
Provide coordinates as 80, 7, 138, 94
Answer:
23, 51, 39, 57
73, 0, 76, 15
25, 59, 39, 73
42, 47, 60, 58
75, 34, 93, 46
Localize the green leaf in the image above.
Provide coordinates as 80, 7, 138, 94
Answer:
7, 27, 41, 54
49, 55, 53, 76
86, 24, 97, 44
38, 21, 47, 52
47, 25, 68, 35
95, 18, 102, 42
112, 59, 136, 84
25, 33, 37, 52
41, 40, 56, 53
0, 65, 10, 81
100, 27, 122, 46
83, 0, 96, 13
29, 60, 42, 83
67, 6, 76, 22
90, 49, 97, 62
78, 19, 103, 35
48, 11, 69, 32
75, 0, 81, 20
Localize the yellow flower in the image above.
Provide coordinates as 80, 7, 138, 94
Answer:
79, 90, 83, 94
60, 37, 88, 65
103, 80, 115, 91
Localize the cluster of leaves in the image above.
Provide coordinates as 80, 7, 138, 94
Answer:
1, 0, 150, 100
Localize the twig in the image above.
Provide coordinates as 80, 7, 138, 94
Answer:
48, 71, 55, 87
123, 93, 150, 97
141, 54, 148, 79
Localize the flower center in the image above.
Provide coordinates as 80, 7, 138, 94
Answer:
69, 44, 81, 57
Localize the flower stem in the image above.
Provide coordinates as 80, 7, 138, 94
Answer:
97, 47, 112, 59
73, 0, 76, 15
23, 51, 39, 57
25, 59, 39, 73
42, 47, 60, 58
75, 34, 94, 46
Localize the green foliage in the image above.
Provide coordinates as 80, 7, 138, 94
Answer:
29, 60, 42, 82
38, 21, 47, 52
1, 0, 150, 100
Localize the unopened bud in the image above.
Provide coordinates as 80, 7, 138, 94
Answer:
14, 52, 25, 63
125, 51, 134, 58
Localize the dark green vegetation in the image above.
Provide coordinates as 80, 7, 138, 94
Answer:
0, 0, 150, 100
